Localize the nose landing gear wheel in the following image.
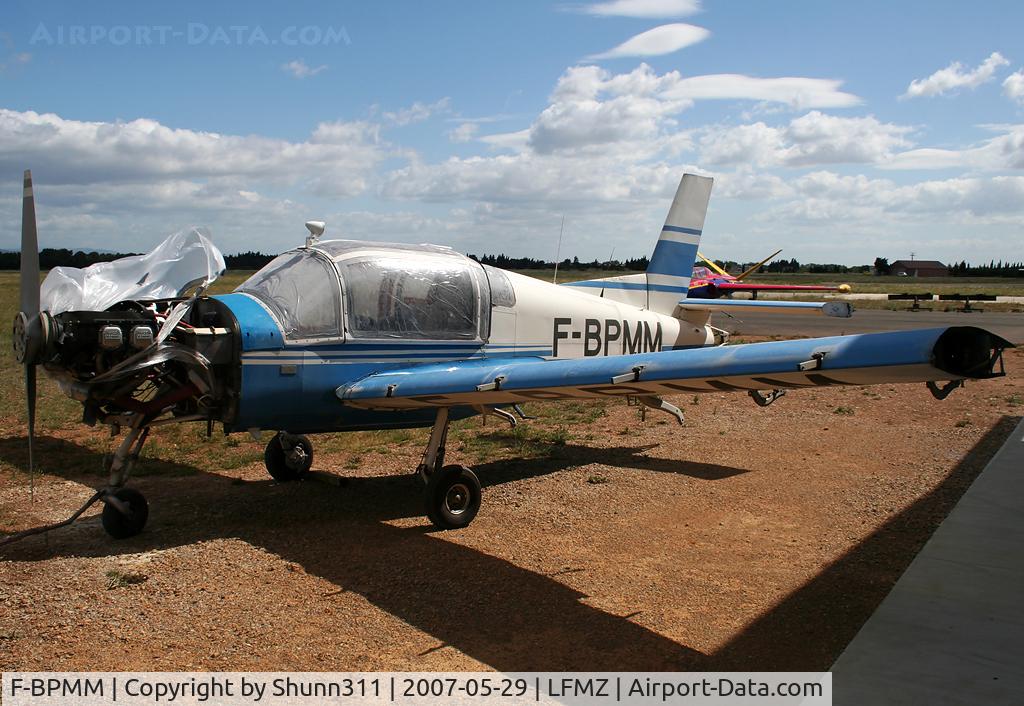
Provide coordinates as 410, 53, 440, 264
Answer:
264, 433, 313, 481
101, 487, 149, 539
424, 464, 481, 530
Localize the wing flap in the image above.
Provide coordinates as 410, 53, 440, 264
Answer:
337, 327, 1010, 410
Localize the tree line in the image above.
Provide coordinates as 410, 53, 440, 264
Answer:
0, 248, 278, 270
468, 253, 651, 271
947, 260, 1024, 277
2, 249, 1020, 277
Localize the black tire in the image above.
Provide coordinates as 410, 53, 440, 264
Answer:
424, 465, 481, 530
264, 434, 313, 482
101, 487, 149, 539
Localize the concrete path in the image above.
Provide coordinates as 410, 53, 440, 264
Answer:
831, 417, 1024, 705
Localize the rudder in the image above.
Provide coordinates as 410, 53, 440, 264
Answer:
646, 173, 713, 314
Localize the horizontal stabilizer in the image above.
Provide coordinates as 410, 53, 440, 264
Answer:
679, 298, 853, 318
337, 326, 1010, 410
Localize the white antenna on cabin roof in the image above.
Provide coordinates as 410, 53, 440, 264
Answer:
305, 220, 326, 248
552, 215, 565, 284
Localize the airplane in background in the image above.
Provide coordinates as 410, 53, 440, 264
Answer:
688, 250, 852, 300
7, 171, 1011, 543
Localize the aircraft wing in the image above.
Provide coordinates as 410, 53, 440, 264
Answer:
337, 326, 1010, 411
678, 298, 853, 317
713, 282, 843, 294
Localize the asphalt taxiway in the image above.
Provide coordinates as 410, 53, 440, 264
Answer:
713, 308, 1023, 344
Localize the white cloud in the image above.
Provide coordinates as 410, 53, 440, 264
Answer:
513, 65, 860, 159
0, 108, 388, 197
902, 52, 1009, 99
782, 112, 913, 165
699, 112, 913, 167
479, 129, 531, 151
699, 122, 783, 166
758, 171, 1024, 226
523, 65, 688, 155
382, 98, 451, 126
587, 23, 710, 60
281, 59, 328, 79
664, 74, 861, 109
448, 122, 480, 143
1004, 69, 1024, 104
582, 0, 702, 18
882, 124, 1024, 171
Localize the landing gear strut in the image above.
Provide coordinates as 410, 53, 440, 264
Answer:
100, 413, 151, 539
418, 408, 481, 530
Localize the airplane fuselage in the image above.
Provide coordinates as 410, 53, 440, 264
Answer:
216, 256, 714, 435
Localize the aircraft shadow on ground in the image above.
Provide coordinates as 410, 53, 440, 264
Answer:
0, 417, 1018, 670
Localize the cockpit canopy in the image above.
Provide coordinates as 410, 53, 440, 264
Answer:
236, 240, 495, 342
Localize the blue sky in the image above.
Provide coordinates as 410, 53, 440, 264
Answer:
1, 0, 1022, 265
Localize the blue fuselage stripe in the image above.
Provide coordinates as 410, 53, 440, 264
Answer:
566, 280, 688, 293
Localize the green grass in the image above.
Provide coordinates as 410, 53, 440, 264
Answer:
743, 272, 1024, 296
515, 268, 642, 284
105, 569, 148, 590
511, 268, 1024, 296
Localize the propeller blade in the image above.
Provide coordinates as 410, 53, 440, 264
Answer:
20, 170, 40, 315
18, 170, 41, 501
735, 248, 783, 281
26, 363, 36, 499
696, 251, 731, 277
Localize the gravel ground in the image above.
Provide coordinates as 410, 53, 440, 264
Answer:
1, 346, 1021, 672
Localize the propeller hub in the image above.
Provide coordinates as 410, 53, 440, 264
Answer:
12, 310, 48, 365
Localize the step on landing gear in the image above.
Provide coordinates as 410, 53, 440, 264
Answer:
417, 408, 481, 530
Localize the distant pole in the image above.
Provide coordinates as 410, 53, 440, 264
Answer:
552, 215, 565, 284
910, 251, 915, 261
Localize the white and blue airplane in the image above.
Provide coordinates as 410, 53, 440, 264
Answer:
11, 171, 1011, 540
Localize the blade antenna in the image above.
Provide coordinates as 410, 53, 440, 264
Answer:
552, 215, 565, 284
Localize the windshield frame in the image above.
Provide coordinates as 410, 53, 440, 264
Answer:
235, 248, 345, 345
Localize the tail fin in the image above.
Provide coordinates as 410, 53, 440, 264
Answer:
645, 173, 713, 314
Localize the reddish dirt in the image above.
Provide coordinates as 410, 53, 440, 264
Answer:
1, 347, 1021, 672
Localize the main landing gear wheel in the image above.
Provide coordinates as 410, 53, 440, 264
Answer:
101, 487, 149, 539
264, 433, 313, 482
424, 464, 481, 530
